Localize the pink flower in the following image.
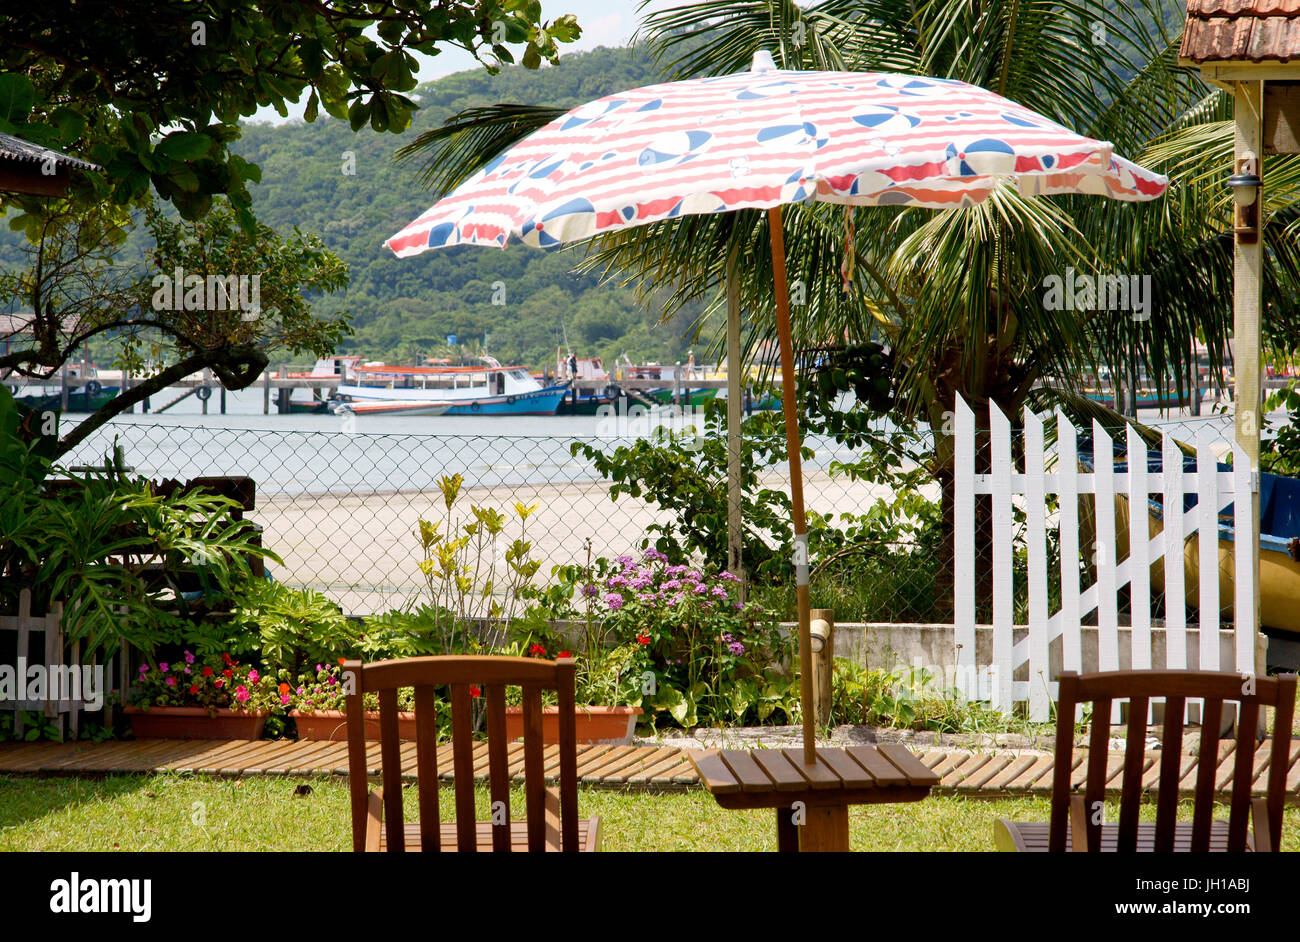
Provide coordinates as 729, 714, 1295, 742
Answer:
235, 686, 250, 703
184, 650, 195, 664
159, 662, 169, 672
247, 669, 259, 684
280, 693, 290, 705
165, 677, 176, 687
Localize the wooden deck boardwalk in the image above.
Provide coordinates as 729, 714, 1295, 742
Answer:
5, 739, 1300, 801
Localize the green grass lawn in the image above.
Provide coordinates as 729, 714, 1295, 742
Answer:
4, 773, 1299, 852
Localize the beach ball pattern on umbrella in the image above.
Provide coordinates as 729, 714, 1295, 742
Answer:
386, 66, 1167, 256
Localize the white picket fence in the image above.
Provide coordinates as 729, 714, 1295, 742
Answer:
0, 589, 76, 738
953, 394, 1257, 720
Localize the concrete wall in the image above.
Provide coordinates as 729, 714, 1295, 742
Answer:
823, 621, 1239, 677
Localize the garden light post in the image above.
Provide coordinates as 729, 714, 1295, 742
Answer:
1232, 82, 1264, 673
1177, 0, 1300, 676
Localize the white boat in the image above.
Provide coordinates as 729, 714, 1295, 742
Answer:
330, 398, 452, 416
329, 356, 568, 416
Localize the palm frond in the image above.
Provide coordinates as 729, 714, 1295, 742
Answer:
394, 104, 566, 194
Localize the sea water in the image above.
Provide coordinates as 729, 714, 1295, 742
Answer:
57, 385, 1235, 497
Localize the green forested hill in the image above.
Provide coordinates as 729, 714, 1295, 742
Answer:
234, 43, 704, 371
2, 44, 705, 372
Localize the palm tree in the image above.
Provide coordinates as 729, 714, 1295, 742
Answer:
396, 0, 1300, 609
402, 0, 1300, 411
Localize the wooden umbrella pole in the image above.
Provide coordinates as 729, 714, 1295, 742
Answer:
726, 240, 744, 585
767, 206, 816, 764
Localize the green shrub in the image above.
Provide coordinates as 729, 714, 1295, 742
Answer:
830, 659, 1022, 733
226, 581, 357, 674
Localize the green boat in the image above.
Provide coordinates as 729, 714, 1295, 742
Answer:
286, 396, 331, 414
14, 383, 120, 413
647, 386, 718, 408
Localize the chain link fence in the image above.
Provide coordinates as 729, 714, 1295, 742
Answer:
61, 419, 927, 615
55, 409, 1245, 618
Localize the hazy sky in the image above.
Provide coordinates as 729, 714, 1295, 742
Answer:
250, 0, 659, 124
405, 0, 653, 81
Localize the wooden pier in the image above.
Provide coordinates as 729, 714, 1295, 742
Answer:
9, 368, 343, 415
10, 366, 778, 415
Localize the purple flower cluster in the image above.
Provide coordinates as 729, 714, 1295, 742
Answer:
600, 554, 748, 615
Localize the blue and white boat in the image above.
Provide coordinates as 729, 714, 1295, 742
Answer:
329, 357, 568, 416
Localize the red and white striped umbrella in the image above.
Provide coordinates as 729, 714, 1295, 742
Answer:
386, 54, 1166, 256
385, 53, 1169, 765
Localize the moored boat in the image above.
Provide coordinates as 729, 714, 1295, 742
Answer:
280, 356, 366, 413
10, 363, 119, 413
14, 382, 120, 413
555, 352, 616, 414
329, 357, 568, 416
1083, 387, 1201, 409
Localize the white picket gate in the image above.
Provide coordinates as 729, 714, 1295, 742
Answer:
953, 394, 1258, 720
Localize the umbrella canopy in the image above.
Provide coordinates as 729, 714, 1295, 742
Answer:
386, 53, 1166, 255
386, 52, 1169, 764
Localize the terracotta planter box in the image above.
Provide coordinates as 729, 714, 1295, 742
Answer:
124, 705, 268, 739
293, 710, 418, 741
505, 706, 642, 744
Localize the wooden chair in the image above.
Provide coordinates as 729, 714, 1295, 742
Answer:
343, 654, 600, 852
995, 669, 1296, 852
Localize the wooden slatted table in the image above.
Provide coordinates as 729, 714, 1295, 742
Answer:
690, 745, 940, 851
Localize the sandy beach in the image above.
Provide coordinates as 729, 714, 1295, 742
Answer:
253, 469, 921, 614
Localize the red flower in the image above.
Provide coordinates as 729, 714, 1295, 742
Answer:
222, 669, 233, 678
278, 682, 290, 695
338, 657, 347, 665
189, 685, 199, 695
201, 666, 214, 677
636, 634, 651, 646
469, 685, 482, 698
557, 651, 572, 659
528, 643, 547, 657
221, 653, 232, 665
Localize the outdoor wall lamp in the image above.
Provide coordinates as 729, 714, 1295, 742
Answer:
1229, 152, 1261, 245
